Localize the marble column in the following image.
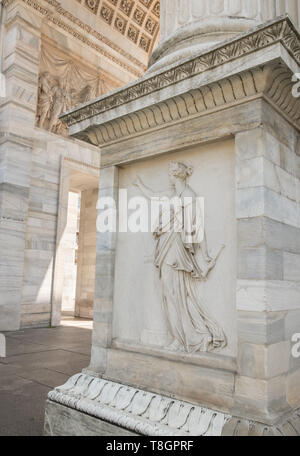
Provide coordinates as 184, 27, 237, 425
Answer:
150, 0, 300, 71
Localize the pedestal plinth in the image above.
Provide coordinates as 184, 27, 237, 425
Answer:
45, 15, 300, 436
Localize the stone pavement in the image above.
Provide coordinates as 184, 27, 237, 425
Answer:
0, 316, 92, 436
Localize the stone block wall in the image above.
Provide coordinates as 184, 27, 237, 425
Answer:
19, 131, 100, 329
235, 111, 300, 421
0, 0, 141, 330
0, 1, 41, 330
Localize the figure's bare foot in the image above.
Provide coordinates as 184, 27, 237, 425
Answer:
202, 334, 212, 352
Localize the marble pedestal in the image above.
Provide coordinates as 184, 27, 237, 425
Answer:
44, 374, 300, 436
45, 16, 300, 436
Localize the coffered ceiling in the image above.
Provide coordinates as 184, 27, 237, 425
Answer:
76, 0, 160, 54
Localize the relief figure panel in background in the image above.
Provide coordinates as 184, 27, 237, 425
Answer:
36, 44, 117, 136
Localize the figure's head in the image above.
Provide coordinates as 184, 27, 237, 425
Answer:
40, 72, 51, 84
168, 162, 193, 185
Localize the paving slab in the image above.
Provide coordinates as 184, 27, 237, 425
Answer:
0, 318, 92, 436
4, 337, 54, 357
0, 375, 51, 436
2, 349, 90, 375
16, 368, 70, 389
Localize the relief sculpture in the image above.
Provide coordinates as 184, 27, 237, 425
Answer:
36, 44, 115, 136
37, 71, 93, 135
134, 162, 226, 353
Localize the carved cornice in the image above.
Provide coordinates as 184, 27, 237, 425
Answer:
61, 16, 300, 132
70, 62, 300, 146
3, 0, 145, 77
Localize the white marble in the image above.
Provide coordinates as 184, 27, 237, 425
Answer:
45, 373, 300, 436
58, 12, 300, 431
1, 0, 298, 436
151, 0, 300, 70
113, 141, 237, 357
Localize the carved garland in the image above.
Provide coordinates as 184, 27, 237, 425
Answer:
61, 17, 300, 128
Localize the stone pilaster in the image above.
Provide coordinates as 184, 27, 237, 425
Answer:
86, 165, 119, 375
50, 160, 70, 328
0, 0, 42, 330
75, 188, 98, 319
234, 120, 300, 423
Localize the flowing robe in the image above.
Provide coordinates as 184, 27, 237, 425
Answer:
37, 75, 53, 127
153, 187, 226, 353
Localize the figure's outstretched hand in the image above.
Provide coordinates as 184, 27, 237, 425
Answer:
207, 257, 217, 271
133, 176, 142, 187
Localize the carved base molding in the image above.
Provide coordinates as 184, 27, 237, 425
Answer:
45, 373, 300, 436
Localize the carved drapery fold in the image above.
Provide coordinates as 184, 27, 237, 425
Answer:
36, 44, 116, 135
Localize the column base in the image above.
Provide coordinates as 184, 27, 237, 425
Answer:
148, 17, 258, 73
44, 373, 300, 436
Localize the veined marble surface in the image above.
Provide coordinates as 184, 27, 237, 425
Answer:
45, 373, 300, 436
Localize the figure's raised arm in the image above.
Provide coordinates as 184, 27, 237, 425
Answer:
133, 176, 172, 200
